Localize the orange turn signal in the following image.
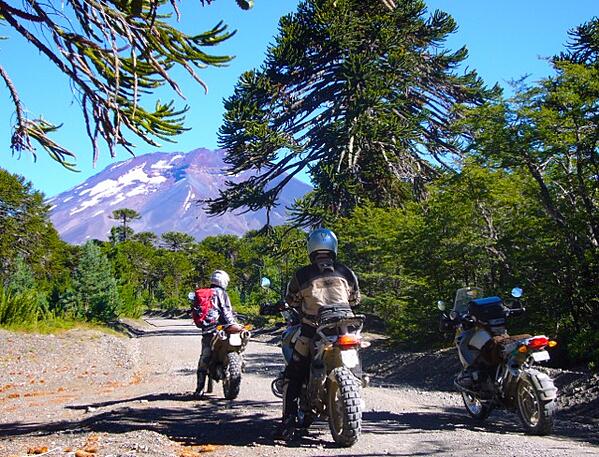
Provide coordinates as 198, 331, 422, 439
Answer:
244, 323, 253, 330
518, 345, 528, 353
337, 334, 361, 347
548, 340, 557, 348
216, 325, 223, 331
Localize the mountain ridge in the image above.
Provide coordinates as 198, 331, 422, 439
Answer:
49, 148, 311, 244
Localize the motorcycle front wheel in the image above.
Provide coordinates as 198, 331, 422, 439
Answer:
223, 352, 242, 400
516, 375, 555, 435
461, 392, 492, 421
327, 367, 361, 447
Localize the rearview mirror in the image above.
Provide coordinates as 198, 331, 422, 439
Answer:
260, 277, 271, 289
437, 300, 447, 311
511, 287, 523, 299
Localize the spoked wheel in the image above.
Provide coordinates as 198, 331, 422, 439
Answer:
461, 392, 493, 421
516, 375, 554, 435
327, 367, 362, 447
223, 352, 242, 400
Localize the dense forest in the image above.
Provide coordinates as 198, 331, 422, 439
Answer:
0, 1, 597, 371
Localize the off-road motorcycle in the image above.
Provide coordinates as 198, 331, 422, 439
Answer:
205, 323, 251, 400
438, 286, 557, 435
187, 291, 251, 400
261, 299, 369, 447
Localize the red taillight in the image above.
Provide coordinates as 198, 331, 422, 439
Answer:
337, 334, 361, 348
527, 336, 549, 350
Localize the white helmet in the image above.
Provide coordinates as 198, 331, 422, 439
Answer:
210, 270, 230, 289
307, 228, 338, 261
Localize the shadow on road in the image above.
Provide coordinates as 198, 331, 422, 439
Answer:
0, 397, 281, 446
362, 408, 599, 446
242, 352, 285, 378
2, 396, 596, 450
114, 319, 200, 338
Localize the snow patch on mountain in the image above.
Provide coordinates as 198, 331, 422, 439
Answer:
49, 148, 311, 243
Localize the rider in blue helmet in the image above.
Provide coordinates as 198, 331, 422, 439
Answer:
276, 228, 360, 441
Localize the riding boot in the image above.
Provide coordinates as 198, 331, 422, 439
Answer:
275, 377, 300, 441
195, 370, 207, 397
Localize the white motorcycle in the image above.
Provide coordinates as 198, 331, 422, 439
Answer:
438, 287, 558, 435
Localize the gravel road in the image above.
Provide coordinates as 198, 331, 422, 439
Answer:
0, 318, 597, 457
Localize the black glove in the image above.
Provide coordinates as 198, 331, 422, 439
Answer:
259, 303, 276, 316
275, 300, 288, 312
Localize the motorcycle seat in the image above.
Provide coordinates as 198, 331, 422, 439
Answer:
225, 325, 243, 334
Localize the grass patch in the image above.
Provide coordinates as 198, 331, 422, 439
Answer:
0, 319, 122, 336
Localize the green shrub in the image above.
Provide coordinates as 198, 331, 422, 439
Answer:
0, 287, 49, 325
118, 283, 145, 318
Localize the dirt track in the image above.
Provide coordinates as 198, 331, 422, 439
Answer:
0, 318, 598, 457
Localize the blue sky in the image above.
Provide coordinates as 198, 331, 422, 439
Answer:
0, 1, 597, 197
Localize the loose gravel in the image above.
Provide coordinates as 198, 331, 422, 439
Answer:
0, 321, 597, 457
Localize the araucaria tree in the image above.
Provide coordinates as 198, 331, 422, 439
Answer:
207, 0, 497, 225
110, 208, 141, 242
0, 0, 252, 167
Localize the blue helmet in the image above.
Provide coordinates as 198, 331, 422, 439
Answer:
307, 228, 338, 261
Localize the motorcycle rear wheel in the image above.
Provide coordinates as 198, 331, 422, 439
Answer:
327, 367, 361, 447
516, 375, 554, 435
461, 392, 492, 421
223, 352, 242, 400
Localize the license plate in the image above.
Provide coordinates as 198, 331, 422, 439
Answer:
532, 350, 550, 362
229, 333, 242, 346
341, 349, 359, 368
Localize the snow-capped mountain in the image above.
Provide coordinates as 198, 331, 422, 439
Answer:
49, 148, 311, 244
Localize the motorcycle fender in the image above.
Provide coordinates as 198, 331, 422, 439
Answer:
327, 367, 360, 383
229, 333, 242, 346
527, 369, 557, 401
469, 329, 492, 350
340, 349, 359, 368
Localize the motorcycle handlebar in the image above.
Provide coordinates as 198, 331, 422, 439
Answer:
259, 300, 290, 316
508, 306, 526, 316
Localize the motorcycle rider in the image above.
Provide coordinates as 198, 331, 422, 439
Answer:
194, 269, 241, 397
277, 228, 360, 440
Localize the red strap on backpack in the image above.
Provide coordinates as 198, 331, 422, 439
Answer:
192, 288, 215, 327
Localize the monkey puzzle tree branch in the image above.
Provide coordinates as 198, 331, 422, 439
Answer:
1, 0, 245, 167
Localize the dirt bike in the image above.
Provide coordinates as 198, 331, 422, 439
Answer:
205, 323, 251, 400
438, 286, 558, 435
187, 291, 251, 400
261, 300, 369, 447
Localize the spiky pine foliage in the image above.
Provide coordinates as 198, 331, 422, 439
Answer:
0, 0, 252, 168
207, 0, 498, 226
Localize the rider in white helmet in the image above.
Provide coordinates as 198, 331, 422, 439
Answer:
277, 228, 360, 440
194, 269, 241, 397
